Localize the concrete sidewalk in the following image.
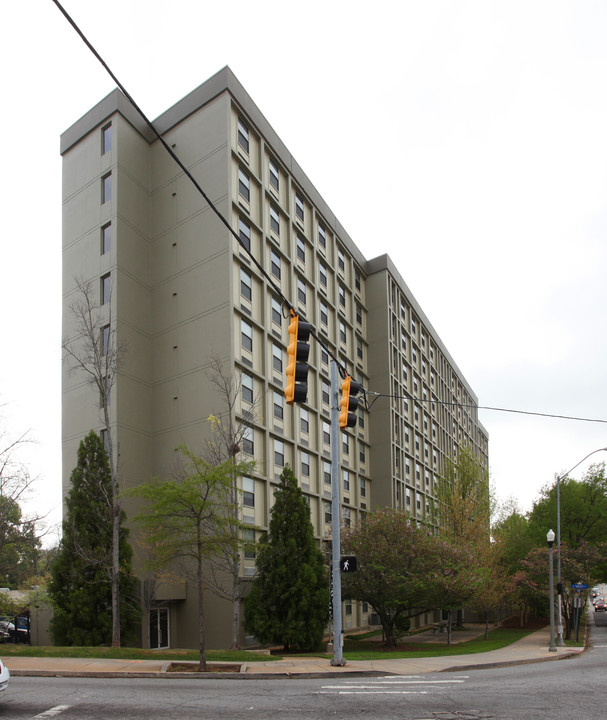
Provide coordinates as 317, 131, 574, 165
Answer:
2, 625, 584, 679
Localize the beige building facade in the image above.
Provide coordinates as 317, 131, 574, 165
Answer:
61, 67, 488, 649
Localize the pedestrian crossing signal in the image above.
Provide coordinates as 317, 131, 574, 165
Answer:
340, 556, 357, 572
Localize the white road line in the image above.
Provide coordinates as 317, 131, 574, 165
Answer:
32, 706, 72, 719
320, 690, 429, 695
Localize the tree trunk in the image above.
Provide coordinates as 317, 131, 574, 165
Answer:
231, 556, 241, 650
198, 563, 207, 672
111, 497, 120, 647
484, 610, 489, 640
446, 609, 452, 646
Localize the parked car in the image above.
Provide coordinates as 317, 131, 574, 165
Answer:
0, 658, 9, 693
594, 601, 606, 612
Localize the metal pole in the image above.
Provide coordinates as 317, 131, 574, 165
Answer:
548, 530, 557, 652
330, 359, 345, 666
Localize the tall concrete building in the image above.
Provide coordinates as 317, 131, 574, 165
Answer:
61, 67, 489, 649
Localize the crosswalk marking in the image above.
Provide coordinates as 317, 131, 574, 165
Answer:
319, 674, 469, 695
33, 707, 72, 719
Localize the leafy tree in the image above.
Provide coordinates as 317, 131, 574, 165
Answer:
127, 445, 253, 670
341, 508, 437, 647
244, 465, 329, 651
49, 431, 139, 645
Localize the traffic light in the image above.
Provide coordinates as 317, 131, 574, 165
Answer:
339, 374, 364, 429
285, 311, 312, 405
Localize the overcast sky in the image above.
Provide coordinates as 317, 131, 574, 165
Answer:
2, 0, 607, 541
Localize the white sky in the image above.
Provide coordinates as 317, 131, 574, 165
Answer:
2, 0, 607, 541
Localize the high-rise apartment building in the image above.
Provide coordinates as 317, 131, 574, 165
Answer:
61, 67, 488, 649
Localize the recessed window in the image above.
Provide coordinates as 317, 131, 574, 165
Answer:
243, 476, 255, 506
322, 381, 330, 406
102, 173, 111, 204
238, 168, 250, 203
274, 439, 285, 467
339, 321, 347, 345
273, 391, 284, 420
295, 192, 304, 222
270, 205, 280, 235
243, 527, 256, 559
300, 407, 309, 434
323, 421, 331, 445
242, 372, 254, 404
360, 477, 366, 498
271, 250, 281, 280
324, 501, 332, 524
101, 273, 111, 305
339, 285, 346, 307
240, 268, 252, 302
319, 262, 327, 288
237, 118, 249, 153
296, 236, 306, 263
269, 158, 279, 191
242, 427, 254, 456
239, 217, 251, 252
320, 301, 328, 327
241, 319, 253, 352
101, 223, 111, 255
271, 298, 282, 327
337, 248, 345, 272
100, 325, 110, 356
323, 460, 331, 485
343, 469, 350, 492
272, 344, 283, 373
297, 277, 306, 305
301, 451, 310, 478
355, 267, 361, 291
102, 123, 112, 154
318, 224, 326, 248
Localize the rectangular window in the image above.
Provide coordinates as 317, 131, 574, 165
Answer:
296, 236, 306, 263
339, 321, 347, 345
101, 325, 110, 356
319, 262, 327, 288
269, 158, 279, 191
297, 278, 306, 305
301, 451, 310, 478
318, 224, 326, 248
272, 344, 283, 374
237, 118, 249, 153
273, 391, 284, 420
339, 285, 346, 307
241, 319, 253, 352
243, 527, 256, 559
300, 407, 309, 434
239, 217, 251, 252
242, 427, 254, 456
355, 267, 361, 291
295, 192, 304, 222
343, 470, 350, 492
102, 123, 112, 154
101, 223, 111, 255
238, 168, 250, 203
274, 439, 285, 467
243, 477, 255, 507
342, 434, 350, 456
240, 268, 252, 302
324, 501, 332, 524
102, 173, 111, 204
271, 298, 282, 327
337, 248, 345, 272
271, 249, 281, 280
322, 380, 330, 406
323, 421, 331, 446
270, 205, 280, 235
360, 477, 366, 498
242, 372, 253, 404
323, 461, 331, 485
101, 273, 111, 305
344, 508, 351, 528
320, 301, 328, 327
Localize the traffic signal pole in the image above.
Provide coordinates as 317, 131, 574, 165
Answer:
330, 359, 346, 666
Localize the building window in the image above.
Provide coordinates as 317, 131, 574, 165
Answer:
241, 319, 253, 352
272, 344, 283, 374
100, 428, 110, 453
355, 267, 361, 291
339, 285, 346, 307
270, 205, 280, 235
337, 247, 345, 272
320, 301, 328, 327
243, 477, 255, 507
322, 380, 330, 406
323, 461, 331, 485
102, 173, 111, 204
274, 439, 285, 467
296, 236, 306, 263
240, 268, 252, 302
344, 508, 351, 528
102, 123, 112, 154
324, 501, 332, 524
297, 277, 306, 305
237, 118, 249, 153
295, 192, 304, 222
242, 426, 254, 455
318, 224, 326, 248
273, 391, 284, 420
300, 407, 309, 434
301, 451, 310, 478
101, 223, 111, 255
360, 444, 366, 464
242, 372, 253, 404
101, 325, 110, 356
269, 158, 279, 191
101, 273, 111, 305
342, 433, 350, 456
357, 338, 363, 360
323, 421, 331, 445
239, 217, 251, 251
271, 298, 282, 327
355, 301, 362, 326
360, 477, 366, 498
319, 262, 327, 289
243, 527, 256, 559
339, 321, 347, 345
238, 168, 250, 202
271, 250, 281, 280
343, 469, 350, 492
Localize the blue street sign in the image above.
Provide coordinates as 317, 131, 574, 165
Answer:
571, 582, 589, 590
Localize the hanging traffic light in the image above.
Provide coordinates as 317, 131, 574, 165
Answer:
285, 311, 312, 405
339, 374, 363, 429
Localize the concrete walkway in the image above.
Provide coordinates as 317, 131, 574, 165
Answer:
2, 625, 584, 679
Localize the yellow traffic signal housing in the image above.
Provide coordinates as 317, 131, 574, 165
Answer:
285, 312, 312, 405
339, 374, 363, 428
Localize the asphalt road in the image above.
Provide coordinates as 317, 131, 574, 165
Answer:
2, 616, 606, 720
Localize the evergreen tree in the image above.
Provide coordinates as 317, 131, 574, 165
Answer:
49, 431, 139, 645
245, 465, 329, 651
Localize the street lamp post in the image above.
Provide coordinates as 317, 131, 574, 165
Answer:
555, 447, 607, 646
547, 529, 557, 653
